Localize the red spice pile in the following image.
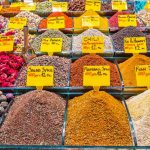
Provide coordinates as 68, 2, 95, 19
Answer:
38, 12, 73, 29
70, 54, 121, 87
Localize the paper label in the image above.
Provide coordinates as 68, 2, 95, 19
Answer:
85, 0, 101, 11
8, 17, 27, 29
135, 65, 150, 86
83, 66, 110, 86
124, 37, 147, 53
10, 2, 25, 7
41, 38, 62, 53
118, 15, 137, 27
27, 66, 54, 87
112, 0, 127, 11
20, 3, 36, 11
82, 16, 100, 28
0, 36, 14, 52
82, 36, 104, 53
47, 17, 65, 29
52, 2, 68, 12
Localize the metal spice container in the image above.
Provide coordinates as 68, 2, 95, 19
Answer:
0, 90, 66, 145
31, 30, 71, 53
15, 55, 71, 87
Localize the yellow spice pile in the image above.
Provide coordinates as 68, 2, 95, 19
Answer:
65, 90, 133, 146
119, 54, 150, 86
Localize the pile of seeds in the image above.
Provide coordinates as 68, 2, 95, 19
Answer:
15, 11, 42, 29
70, 54, 121, 87
31, 30, 71, 52
72, 29, 113, 53
15, 55, 71, 87
0, 15, 8, 33
0, 90, 66, 145
68, 0, 85, 11
65, 90, 133, 146
126, 90, 150, 146
36, 1, 52, 13
111, 27, 150, 52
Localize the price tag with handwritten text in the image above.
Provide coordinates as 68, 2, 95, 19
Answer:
52, 2, 68, 12
112, 0, 127, 11
27, 66, 54, 87
85, 0, 101, 11
83, 66, 110, 86
124, 37, 147, 53
82, 36, 104, 53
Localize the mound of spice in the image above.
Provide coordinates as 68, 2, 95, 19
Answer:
0, 90, 66, 145
72, 29, 113, 53
0, 15, 8, 33
15, 11, 42, 29
15, 55, 71, 87
111, 27, 150, 52
109, 12, 141, 31
1, 29, 35, 52
36, 1, 52, 13
126, 90, 150, 146
68, 0, 85, 11
0, 52, 24, 87
38, 12, 73, 29
70, 54, 121, 87
31, 30, 71, 52
74, 11, 109, 32
119, 54, 150, 86
65, 90, 133, 146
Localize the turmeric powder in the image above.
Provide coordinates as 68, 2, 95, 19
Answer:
74, 10, 109, 33
119, 54, 150, 86
65, 90, 133, 146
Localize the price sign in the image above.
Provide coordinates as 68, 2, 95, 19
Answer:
10, 2, 25, 7
85, 0, 101, 11
118, 15, 137, 27
8, 17, 27, 29
135, 65, 150, 87
47, 17, 65, 29
82, 16, 100, 28
52, 2, 68, 12
27, 66, 54, 87
41, 38, 62, 54
83, 66, 110, 86
124, 37, 147, 53
0, 36, 14, 52
82, 36, 104, 53
20, 3, 36, 11
112, 0, 127, 11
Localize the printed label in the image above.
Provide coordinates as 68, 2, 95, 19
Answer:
135, 65, 150, 86
85, 0, 101, 11
112, 0, 127, 11
83, 66, 110, 86
124, 37, 147, 53
27, 66, 54, 87
0, 36, 14, 52
82, 16, 100, 27
41, 38, 62, 53
47, 17, 65, 29
8, 17, 27, 29
82, 36, 104, 53
118, 15, 137, 27
20, 3, 36, 11
52, 2, 68, 12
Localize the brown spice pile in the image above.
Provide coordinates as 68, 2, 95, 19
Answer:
0, 90, 66, 145
70, 54, 121, 86
65, 90, 133, 146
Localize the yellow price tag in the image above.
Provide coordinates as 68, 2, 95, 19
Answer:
21, 3, 36, 11
135, 65, 150, 87
27, 66, 54, 87
82, 36, 104, 53
10, 2, 25, 7
47, 17, 65, 29
112, 0, 127, 11
118, 15, 137, 27
85, 0, 101, 11
8, 17, 27, 29
0, 36, 14, 52
82, 16, 100, 28
83, 66, 110, 86
41, 38, 62, 54
52, 2, 68, 12
124, 37, 147, 53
